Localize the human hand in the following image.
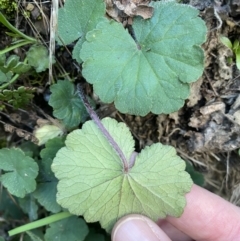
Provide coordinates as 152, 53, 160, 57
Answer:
111, 184, 240, 241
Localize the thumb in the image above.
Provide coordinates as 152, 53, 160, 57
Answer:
111, 214, 172, 241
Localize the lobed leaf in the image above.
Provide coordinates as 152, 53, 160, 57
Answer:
33, 138, 64, 213
0, 55, 31, 74
80, 1, 207, 115
44, 216, 89, 241
52, 118, 193, 232
26, 45, 53, 73
0, 187, 23, 219
49, 80, 87, 129
0, 148, 39, 198
40, 137, 65, 160
18, 194, 38, 221
57, 0, 105, 63
20, 141, 39, 158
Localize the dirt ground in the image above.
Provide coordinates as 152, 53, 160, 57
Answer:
1, 0, 240, 206
110, 0, 240, 204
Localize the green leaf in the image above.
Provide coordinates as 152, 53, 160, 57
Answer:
0, 187, 23, 219
220, 36, 233, 49
49, 80, 87, 129
0, 237, 5, 241
0, 70, 12, 84
0, 86, 35, 108
18, 194, 38, 221
0, 55, 31, 74
235, 48, 240, 70
80, 1, 206, 116
44, 216, 89, 241
26, 45, 53, 72
0, 148, 39, 198
40, 137, 65, 160
20, 141, 39, 158
0, 53, 6, 65
52, 118, 193, 232
57, 0, 105, 63
25, 230, 44, 241
185, 162, 204, 186
84, 230, 105, 241
85, 234, 105, 241
34, 124, 64, 146
233, 39, 240, 52
33, 138, 65, 213
33, 180, 61, 213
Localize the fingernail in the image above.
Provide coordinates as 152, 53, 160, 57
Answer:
112, 214, 171, 241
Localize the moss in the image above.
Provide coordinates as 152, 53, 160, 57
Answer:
0, 0, 17, 17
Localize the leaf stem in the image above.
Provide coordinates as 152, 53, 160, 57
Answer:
0, 58, 28, 90
8, 212, 73, 236
0, 73, 19, 90
0, 12, 37, 43
77, 84, 129, 173
0, 40, 34, 55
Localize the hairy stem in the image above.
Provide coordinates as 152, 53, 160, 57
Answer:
77, 84, 129, 173
129, 151, 138, 168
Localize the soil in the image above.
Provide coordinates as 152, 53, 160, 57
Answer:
1, 0, 240, 206
103, 0, 240, 205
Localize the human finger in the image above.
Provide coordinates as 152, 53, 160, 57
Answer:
166, 184, 240, 241
157, 219, 193, 241
112, 214, 172, 241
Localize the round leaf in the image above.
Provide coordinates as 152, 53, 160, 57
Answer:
49, 80, 87, 129
80, 1, 207, 115
33, 138, 65, 213
34, 124, 64, 146
52, 118, 193, 232
18, 194, 38, 221
26, 45, 52, 73
0, 148, 39, 198
44, 216, 88, 241
57, 0, 105, 63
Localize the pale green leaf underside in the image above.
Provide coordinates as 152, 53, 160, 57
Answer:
0, 148, 39, 198
34, 124, 63, 146
80, 1, 207, 115
52, 118, 193, 232
57, 0, 105, 63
